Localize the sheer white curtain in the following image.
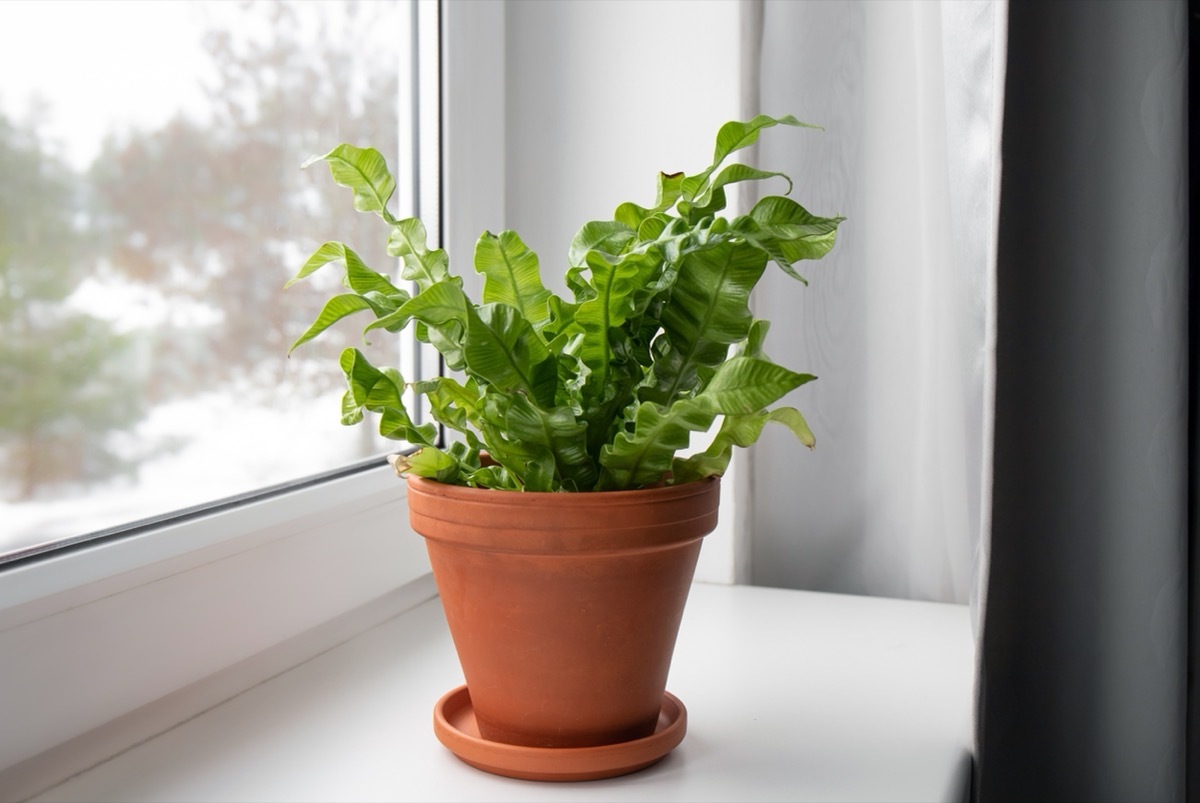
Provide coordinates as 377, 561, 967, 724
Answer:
747, 0, 1007, 605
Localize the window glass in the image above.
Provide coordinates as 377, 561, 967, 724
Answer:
0, 0, 417, 560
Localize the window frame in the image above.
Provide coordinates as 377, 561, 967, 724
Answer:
0, 0, 459, 788
0, 0, 439, 570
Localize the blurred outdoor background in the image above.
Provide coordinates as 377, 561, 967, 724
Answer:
0, 0, 409, 555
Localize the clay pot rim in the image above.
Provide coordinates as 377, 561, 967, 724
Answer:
407, 474, 720, 553
405, 473, 719, 505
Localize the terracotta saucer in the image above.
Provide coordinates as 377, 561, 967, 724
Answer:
432, 685, 687, 782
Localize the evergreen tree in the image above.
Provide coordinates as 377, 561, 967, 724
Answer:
0, 111, 144, 500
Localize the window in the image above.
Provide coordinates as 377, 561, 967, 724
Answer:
0, 0, 437, 563
0, 2, 443, 786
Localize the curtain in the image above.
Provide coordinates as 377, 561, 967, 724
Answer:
975, 1, 1189, 800
750, 0, 1006, 605
752, 0, 1190, 797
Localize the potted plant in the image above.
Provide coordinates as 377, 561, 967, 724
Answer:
287, 115, 843, 781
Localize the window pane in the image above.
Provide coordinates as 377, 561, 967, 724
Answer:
0, 0, 418, 559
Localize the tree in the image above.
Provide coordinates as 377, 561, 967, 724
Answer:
89, 0, 406, 400
0, 0, 410, 500
0, 110, 144, 499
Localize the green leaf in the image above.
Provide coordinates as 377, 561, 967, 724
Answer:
379, 407, 438, 445
393, 447, 461, 483
545, 295, 582, 343
286, 241, 406, 297
414, 375, 485, 446
288, 294, 375, 355
737, 196, 845, 282
564, 242, 664, 461
564, 266, 597, 303
463, 463, 522, 490
286, 241, 345, 287
364, 366, 406, 410
613, 171, 685, 229
474, 230, 553, 329
302, 144, 396, 219
600, 356, 813, 489
387, 218, 452, 291
671, 413, 760, 483
686, 163, 793, 208
767, 405, 816, 449
465, 303, 557, 408
677, 186, 729, 223
501, 394, 597, 491
366, 280, 472, 367
344, 250, 403, 296
640, 240, 768, 406
384, 280, 471, 331
710, 115, 818, 174
677, 115, 820, 214
700, 356, 816, 415
671, 405, 816, 484
597, 398, 714, 490
636, 215, 670, 243
573, 249, 662, 408
736, 319, 772, 360
284, 243, 410, 353
679, 115, 816, 204
340, 347, 385, 425
578, 352, 643, 463
479, 397, 558, 491
568, 220, 635, 268
337, 348, 433, 445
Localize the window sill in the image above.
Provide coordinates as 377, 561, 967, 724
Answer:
25, 582, 974, 803
0, 464, 427, 790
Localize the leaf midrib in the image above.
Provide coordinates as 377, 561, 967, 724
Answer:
392, 226, 437, 286
612, 398, 708, 489
333, 154, 391, 217
658, 246, 737, 404
472, 313, 541, 400
498, 241, 530, 320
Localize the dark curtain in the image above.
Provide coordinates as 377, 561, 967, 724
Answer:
976, 1, 1190, 801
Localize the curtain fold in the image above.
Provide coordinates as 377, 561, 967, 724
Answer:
975, 1, 1189, 799
1190, 0, 1198, 794
751, 0, 1004, 605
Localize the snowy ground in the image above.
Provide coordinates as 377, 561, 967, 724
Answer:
0, 389, 395, 559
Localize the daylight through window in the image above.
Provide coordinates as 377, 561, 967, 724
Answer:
0, 0, 429, 561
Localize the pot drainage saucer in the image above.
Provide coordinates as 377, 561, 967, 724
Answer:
432, 685, 687, 782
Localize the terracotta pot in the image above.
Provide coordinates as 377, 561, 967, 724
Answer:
406, 475, 720, 751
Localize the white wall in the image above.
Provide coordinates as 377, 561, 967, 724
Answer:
502, 0, 743, 297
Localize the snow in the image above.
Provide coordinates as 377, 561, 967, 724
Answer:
0, 389, 397, 558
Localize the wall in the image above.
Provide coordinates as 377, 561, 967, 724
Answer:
502, 0, 743, 296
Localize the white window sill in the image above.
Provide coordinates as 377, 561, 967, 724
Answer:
25, 582, 974, 803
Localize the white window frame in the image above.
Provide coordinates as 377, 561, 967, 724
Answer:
0, 0, 463, 791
